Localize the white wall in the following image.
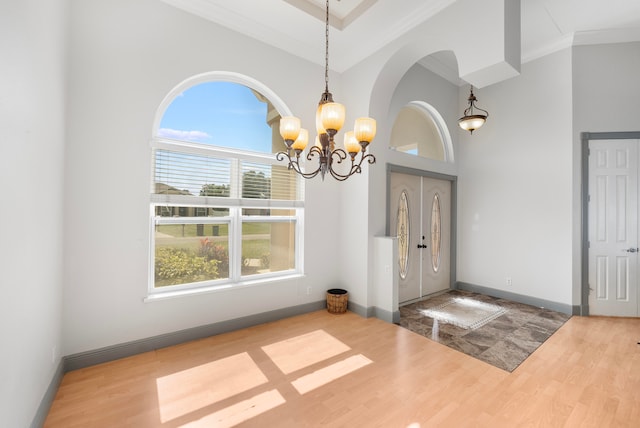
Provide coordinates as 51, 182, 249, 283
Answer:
63, 0, 343, 355
457, 49, 574, 305
387, 63, 460, 171
340, 0, 520, 312
571, 42, 640, 304
0, 0, 66, 425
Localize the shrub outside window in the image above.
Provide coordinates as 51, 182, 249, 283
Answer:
150, 79, 303, 295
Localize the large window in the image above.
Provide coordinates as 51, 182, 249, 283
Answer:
149, 77, 303, 296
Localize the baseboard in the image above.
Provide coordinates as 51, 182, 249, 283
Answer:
31, 359, 64, 428
456, 282, 579, 315
347, 301, 399, 324
347, 300, 372, 318
64, 300, 325, 372
372, 307, 401, 324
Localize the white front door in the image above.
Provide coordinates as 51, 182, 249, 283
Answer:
390, 172, 451, 304
588, 139, 640, 316
422, 176, 451, 296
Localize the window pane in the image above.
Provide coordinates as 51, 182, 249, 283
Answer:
155, 224, 229, 287
241, 162, 301, 201
397, 190, 410, 279
154, 149, 231, 197
158, 81, 277, 154
155, 206, 230, 217
242, 221, 295, 276
242, 208, 295, 216
390, 105, 445, 161
431, 193, 442, 272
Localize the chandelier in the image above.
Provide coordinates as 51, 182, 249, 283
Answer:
276, 0, 376, 181
458, 85, 489, 134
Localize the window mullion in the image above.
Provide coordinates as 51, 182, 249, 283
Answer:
231, 207, 242, 282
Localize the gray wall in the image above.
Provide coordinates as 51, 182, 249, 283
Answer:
0, 0, 67, 426
456, 49, 574, 304
571, 42, 640, 302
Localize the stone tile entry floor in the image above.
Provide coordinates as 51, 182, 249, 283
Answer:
399, 289, 571, 372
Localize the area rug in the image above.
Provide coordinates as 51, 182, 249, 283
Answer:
400, 290, 571, 372
419, 297, 508, 330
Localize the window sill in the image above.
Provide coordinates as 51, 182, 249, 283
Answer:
143, 273, 305, 303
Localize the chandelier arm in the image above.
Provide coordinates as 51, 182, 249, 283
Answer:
326, 149, 369, 180
305, 145, 323, 162
329, 168, 353, 181
329, 147, 348, 164
276, 151, 323, 179
346, 152, 377, 176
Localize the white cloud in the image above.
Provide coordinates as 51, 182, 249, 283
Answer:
157, 128, 212, 142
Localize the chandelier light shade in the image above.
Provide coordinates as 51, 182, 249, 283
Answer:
276, 0, 376, 181
458, 85, 489, 134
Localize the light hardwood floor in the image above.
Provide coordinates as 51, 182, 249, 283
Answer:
45, 311, 640, 427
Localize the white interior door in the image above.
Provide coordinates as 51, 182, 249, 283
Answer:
390, 172, 451, 304
588, 139, 639, 316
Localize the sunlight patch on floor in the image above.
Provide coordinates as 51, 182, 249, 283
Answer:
261, 329, 351, 374
180, 389, 286, 428
156, 352, 267, 423
155, 330, 372, 426
419, 297, 507, 329
291, 354, 373, 394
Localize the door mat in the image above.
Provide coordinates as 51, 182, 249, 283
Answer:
420, 297, 507, 329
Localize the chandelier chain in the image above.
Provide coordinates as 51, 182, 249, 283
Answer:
324, 0, 330, 93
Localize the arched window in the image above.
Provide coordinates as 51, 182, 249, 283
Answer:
149, 73, 303, 296
390, 101, 453, 162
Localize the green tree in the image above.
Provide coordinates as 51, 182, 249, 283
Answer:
200, 183, 230, 197
242, 170, 271, 199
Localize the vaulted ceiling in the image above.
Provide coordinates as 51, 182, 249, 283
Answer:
161, 0, 640, 84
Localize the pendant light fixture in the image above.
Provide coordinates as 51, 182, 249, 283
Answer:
458, 85, 489, 134
276, 0, 376, 181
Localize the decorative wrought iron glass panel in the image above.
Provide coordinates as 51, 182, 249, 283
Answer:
397, 190, 410, 279
431, 193, 442, 272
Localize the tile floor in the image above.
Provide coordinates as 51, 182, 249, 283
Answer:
399, 289, 571, 372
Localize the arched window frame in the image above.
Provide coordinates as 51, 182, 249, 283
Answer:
147, 72, 304, 299
391, 101, 454, 163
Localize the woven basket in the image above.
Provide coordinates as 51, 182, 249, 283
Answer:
326, 289, 348, 314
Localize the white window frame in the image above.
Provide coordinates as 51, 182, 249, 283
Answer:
147, 73, 304, 299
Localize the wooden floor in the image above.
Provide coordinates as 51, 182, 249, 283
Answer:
45, 311, 640, 427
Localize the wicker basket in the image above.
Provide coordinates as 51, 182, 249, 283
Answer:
326, 289, 348, 314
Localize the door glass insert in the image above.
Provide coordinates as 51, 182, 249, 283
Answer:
397, 191, 410, 279
431, 193, 442, 272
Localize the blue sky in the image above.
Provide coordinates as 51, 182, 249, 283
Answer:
159, 81, 274, 153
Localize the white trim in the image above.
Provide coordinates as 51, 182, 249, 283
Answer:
153, 138, 284, 164
152, 71, 294, 137
145, 273, 305, 302
151, 194, 304, 208
149, 72, 305, 297
406, 100, 455, 163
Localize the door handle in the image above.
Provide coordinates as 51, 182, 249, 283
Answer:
624, 247, 639, 253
